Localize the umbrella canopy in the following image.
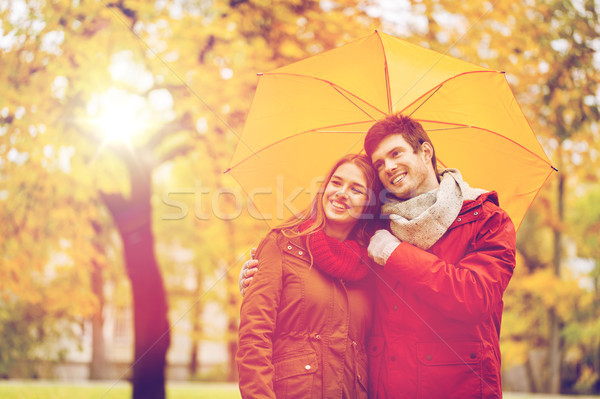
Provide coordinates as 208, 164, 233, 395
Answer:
228, 31, 555, 230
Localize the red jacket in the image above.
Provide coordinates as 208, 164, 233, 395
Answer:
368, 192, 516, 399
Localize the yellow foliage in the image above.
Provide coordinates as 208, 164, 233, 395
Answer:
3, 0, 597, 384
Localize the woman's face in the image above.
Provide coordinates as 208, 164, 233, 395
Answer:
321, 162, 370, 231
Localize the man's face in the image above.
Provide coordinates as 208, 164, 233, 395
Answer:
370, 134, 439, 200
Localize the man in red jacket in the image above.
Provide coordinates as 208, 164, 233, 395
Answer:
240, 113, 515, 398
364, 113, 515, 398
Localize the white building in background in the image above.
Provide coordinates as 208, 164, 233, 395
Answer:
50, 297, 230, 381
49, 245, 233, 381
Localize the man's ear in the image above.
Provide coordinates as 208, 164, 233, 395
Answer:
420, 142, 434, 162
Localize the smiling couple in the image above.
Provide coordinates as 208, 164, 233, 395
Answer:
236, 112, 516, 399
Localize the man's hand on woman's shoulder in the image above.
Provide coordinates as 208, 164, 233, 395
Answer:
239, 248, 259, 296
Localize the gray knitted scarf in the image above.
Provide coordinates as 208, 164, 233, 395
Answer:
381, 169, 487, 250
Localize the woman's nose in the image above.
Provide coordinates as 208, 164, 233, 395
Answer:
335, 187, 349, 197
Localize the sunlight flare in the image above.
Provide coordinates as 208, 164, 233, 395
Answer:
87, 87, 149, 146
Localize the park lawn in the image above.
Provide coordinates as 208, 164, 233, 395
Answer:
0, 382, 242, 399
0, 382, 597, 399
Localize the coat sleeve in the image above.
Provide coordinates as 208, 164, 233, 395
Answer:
383, 204, 516, 323
236, 232, 282, 399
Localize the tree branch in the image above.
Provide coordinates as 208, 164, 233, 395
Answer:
156, 142, 195, 164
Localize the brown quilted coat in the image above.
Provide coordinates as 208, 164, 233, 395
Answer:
237, 230, 373, 398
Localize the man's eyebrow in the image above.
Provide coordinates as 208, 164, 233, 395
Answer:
373, 147, 398, 162
386, 147, 400, 155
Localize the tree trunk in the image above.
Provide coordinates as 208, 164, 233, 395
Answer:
225, 222, 238, 382
548, 309, 561, 393
102, 153, 170, 399
188, 269, 203, 377
89, 258, 107, 380
123, 216, 170, 399
596, 276, 600, 393
189, 341, 199, 377
548, 151, 565, 394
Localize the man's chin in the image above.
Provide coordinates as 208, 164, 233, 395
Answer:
386, 188, 412, 201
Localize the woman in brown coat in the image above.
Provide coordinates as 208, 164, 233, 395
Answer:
236, 154, 381, 399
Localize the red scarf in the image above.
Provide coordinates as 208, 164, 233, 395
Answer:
308, 230, 370, 282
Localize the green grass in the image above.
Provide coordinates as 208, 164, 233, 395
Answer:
0, 381, 598, 399
0, 381, 241, 399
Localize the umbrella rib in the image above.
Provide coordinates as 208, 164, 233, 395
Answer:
262, 72, 388, 119
500, 70, 555, 168
514, 187, 547, 197
390, 0, 503, 113
330, 85, 383, 121
425, 126, 472, 132
416, 118, 554, 167
375, 31, 393, 114
399, 70, 502, 115
226, 120, 374, 172
407, 85, 443, 117
314, 130, 368, 133
403, 70, 556, 171
514, 170, 555, 230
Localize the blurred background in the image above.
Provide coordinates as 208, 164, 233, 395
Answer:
1, 0, 599, 396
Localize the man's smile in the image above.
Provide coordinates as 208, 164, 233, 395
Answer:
391, 172, 407, 185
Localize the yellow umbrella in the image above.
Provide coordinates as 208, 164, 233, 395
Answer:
227, 31, 555, 230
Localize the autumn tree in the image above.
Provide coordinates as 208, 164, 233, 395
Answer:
0, 0, 113, 378
1, 0, 380, 395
